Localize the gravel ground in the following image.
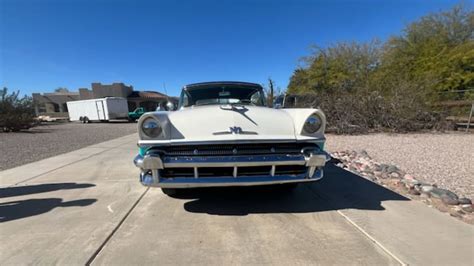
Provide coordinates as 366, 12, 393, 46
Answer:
326, 132, 474, 199
0, 122, 137, 171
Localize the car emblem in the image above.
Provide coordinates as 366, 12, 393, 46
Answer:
213, 127, 258, 135
229, 126, 243, 134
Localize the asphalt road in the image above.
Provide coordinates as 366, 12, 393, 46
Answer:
1, 134, 473, 265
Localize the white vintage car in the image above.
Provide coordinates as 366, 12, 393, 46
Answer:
133, 81, 329, 194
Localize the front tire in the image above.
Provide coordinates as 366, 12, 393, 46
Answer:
162, 188, 177, 196
278, 183, 298, 191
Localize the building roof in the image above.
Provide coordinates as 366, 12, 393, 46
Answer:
128, 91, 168, 99
33, 94, 80, 104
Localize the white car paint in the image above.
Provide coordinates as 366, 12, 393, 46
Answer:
137, 104, 325, 145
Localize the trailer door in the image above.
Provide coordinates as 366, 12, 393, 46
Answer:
95, 100, 106, 120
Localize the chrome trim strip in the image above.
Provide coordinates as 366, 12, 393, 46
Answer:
134, 152, 329, 170
140, 169, 324, 188
161, 154, 306, 168
138, 138, 326, 146
193, 167, 198, 178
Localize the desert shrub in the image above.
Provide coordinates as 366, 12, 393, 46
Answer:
0, 88, 36, 132
288, 82, 447, 134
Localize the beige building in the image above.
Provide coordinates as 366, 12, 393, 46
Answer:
33, 82, 171, 117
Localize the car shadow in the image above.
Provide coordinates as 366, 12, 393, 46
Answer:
0, 183, 96, 198
180, 163, 408, 216
0, 183, 97, 223
12, 128, 54, 134
0, 198, 97, 223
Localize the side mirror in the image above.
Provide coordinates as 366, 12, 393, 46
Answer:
166, 101, 176, 111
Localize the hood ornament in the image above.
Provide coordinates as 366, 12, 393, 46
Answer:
219, 104, 258, 126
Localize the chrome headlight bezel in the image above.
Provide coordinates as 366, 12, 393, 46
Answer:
141, 117, 163, 138
302, 113, 323, 134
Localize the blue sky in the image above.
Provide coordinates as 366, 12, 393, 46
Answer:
0, 0, 462, 96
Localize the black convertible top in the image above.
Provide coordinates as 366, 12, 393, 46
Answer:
184, 81, 262, 90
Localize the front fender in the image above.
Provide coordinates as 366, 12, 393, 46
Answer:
282, 108, 326, 140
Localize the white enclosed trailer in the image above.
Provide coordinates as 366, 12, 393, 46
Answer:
67, 97, 129, 123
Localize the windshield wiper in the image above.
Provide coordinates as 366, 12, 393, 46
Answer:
194, 102, 219, 106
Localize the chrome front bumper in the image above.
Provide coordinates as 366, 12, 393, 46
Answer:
133, 149, 330, 188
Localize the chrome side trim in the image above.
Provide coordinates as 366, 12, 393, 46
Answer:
133, 154, 144, 168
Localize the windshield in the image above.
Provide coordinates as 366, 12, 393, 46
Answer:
179, 85, 266, 108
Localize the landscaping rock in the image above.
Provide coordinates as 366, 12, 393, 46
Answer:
408, 188, 421, 196
441, 195, 459, 205
390, 172, 401, 179
458, 198, 472, 205
387, 165, 399, 173
449, 210, 463, 218
402, 178, 421, 186
429, 188, 458, 200
414, 184, 423, 192
363, 170, 374, 176
330, 149, 473, 224
460, 204, 473, 213
358, 149, 369, 158
379, 164, 390, 172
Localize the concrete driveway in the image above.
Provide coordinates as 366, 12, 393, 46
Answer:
1, 134, 473, 265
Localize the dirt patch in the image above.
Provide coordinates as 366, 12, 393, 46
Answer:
0, 122, 137, 170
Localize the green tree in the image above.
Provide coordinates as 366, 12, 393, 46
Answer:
0, 88, 36, 132
288, 41, 382, 94
381, 4, 474, 99
267, 78, 275, 107
54, 87, 69, 93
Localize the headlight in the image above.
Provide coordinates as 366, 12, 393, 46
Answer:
142, 118, 163, 138
303, 114, 322, 134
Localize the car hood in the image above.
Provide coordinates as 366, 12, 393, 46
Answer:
166, 105, 296, 142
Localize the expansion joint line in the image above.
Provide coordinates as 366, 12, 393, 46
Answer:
85, 187, 150, 265
305, 185, 406, 266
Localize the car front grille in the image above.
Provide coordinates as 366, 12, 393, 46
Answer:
148, 142, 319, 156
146, 142, 317, 179
160, 165, 308, 179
